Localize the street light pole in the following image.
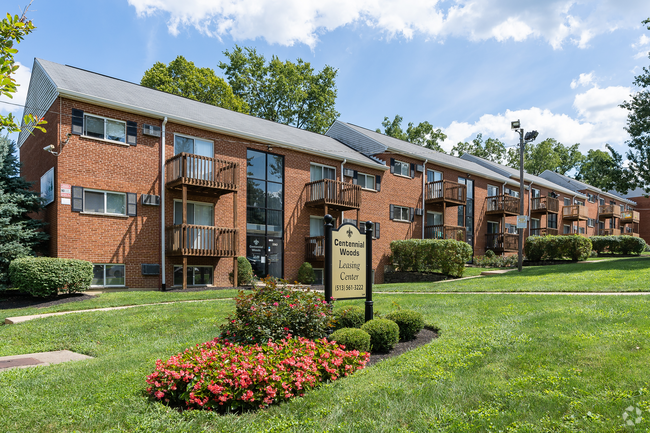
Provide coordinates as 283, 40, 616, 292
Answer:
518, 128, 525, 273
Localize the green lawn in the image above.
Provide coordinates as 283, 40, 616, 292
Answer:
2, 293, 650, 432
376, 257, 650, 292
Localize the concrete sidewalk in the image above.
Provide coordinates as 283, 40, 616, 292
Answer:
0, 350, 93, 371
374, 291, 650, 295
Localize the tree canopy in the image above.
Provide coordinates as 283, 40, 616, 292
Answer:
575, 146, 633, 192
141, 56, 248, 114
219, 46, 339, 134
451, 133, 506, 163
376, 115, 447, 153
621, 18, 650, 193
506, 138, 584, 176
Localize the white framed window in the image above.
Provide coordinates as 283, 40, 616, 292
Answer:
563, 225, 571, 234
599, 198, 605, 205
393, 160, 410, 177
579, 226, 585, 234
426, 211, 443, 226
313, 268, 324, 285
587, 218, 595, 228
92, 264, 125, 287
173, 200, 214, 226
564, 197, 571, 206
173, 266, 213, 286
427, 170, 442, 183
532, 188, 540, 198
84, 114, 126, 143
620, 204, 625, 212
588, 194, 596, 203
310, 163, 336, 182
531, 218, 540, 229
487, 185, 499, 197
357, 172, 376, 190
574, 199, 585, 206
391, 205, 411, 222
487, 221, 500, 234
505, 187, 519, 198
174, 134, 214, 157
505, 223, 518, 234
83, 189, 126, 215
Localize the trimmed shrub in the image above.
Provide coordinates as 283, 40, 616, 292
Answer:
146, 336, 369, 412
328, 328, 371, 352
334, 305, 365, 330
228, 256, 254, 286
590, 235, 646, 255
296, 262, 315, 284
485, 249, 496, 259
385, 310, 424, 341
473, 254, 518, 268
524, 235, 592, 261
390, 239, 473, 277
219, 277, 334, 344
9, 257, 92, 297
361, 318, 400, 353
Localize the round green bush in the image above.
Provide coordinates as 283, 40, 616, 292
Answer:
485, 249, 496, 259
385, 309, 424, 341
334, 306, 365, 330
9, 257, 93, 297
328, 327, 371, 352
296, 262, 315, 284
229, 256, 254, 286
361, 318, 400, 353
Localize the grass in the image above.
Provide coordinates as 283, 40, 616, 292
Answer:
2, 293, 650, 432
376, 256, 650, 292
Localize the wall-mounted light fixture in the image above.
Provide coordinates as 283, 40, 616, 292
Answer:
43, 133, 72, 157
267, 145, 273, 152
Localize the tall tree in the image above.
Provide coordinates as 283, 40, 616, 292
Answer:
576, 146, 633, 192
451, 133, 506, 163
376, 115, 447, 153
621, 18, 650, 192
0, 136, 48, 287
219, 46, 339, 134
506, 138, 583, 175
141, 56, 248, 114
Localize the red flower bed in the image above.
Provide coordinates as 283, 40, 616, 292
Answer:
146, 336, 369, 412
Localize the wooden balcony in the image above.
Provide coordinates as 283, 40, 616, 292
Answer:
530, 227, 559, 236
530, 196, 559, 215
485, 233, 519, 253
599, 228, 620, 236
622, 227, 640, 237
598, 204, 621, 219
424, 224, 466, 241
424, 180, 466, 207
562, 205, 588, 221
486, 195, 520, 216
166, 153, 238, 195
166, 224, 237, 257
305, 236, 325, 263
620, 210, 640, 224
305, 179, 361, 211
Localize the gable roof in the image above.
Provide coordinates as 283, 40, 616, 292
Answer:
460, 153, 583, 198
539, 170, 636, 205
326, 120, 519, 186
19, 59, 385, 170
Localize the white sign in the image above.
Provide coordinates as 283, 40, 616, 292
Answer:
60, 183, 71, 198
331, 224, 366, 300
61, 198, 71, 205
516, 215, 528, 229
40, 168, 54, 206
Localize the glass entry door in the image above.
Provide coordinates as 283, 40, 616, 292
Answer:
458, 177, 474, 250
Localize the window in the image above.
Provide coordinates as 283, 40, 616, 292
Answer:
579, 226, 585, 234
84, 114, 126, 143
505, 223, 518, 234
92, 264, 125, 287
563, 225, 571, 234
174, 134, 213, 157
531, 218, 540, 229
487, 221, 500, 234
564, 197, 571, 206
532, 188, 540, 198
84, 189, 126, 215
391, 205, 411, 222
310, 163, 336, 182
173, 200, 214, 225
357, 172, 376, 190
487, 185, 499, 197
393, 160, 410, 177
574, 199, 585, 206
548, 213, 558, 229
620, 204, 625, 212
599, 198, 605, 205
587, 218, 595, 227
427, 170, 442, 183
426, 212, 443, 226
504, 187, 519, 198
173, 266, 213, 286
588, 193, 596, 203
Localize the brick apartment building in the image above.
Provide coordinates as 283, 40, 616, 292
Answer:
18, 59, 642, 290
617, 188, 649, 243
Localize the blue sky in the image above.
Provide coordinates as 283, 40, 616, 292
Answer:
3, 0, 650, 157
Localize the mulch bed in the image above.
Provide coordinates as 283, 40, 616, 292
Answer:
366, 327, 438, 366
0, 291, 96, 310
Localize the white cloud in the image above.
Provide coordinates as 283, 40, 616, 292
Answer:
570, 72, 595, 89
127, 0, 649, 49
632, 33, 650, 59
439, 84, 631, 153
0, 62, 30, 114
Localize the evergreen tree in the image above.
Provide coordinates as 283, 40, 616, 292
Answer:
0, 136, 48, 287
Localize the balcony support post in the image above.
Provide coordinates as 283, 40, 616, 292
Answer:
182, 185, 187, 290
233, 191, 238, 288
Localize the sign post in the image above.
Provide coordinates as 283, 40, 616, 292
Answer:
323, 214, 373, 321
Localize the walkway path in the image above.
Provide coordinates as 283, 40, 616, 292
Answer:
0, 350, 92, 371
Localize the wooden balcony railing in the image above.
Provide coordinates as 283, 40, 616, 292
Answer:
562, 204, 588, 220
166, 224, 237, 257
598, 204, 621, 219
620, 210, 640, 224
531, 196, 559, 214
486, 195, 520, 215
424, 180, 466, 206
599, 228, 618, 236
166, 152, 238, 193
530, 227, 559, 236
305, 236, 325, 262
623, 226, 639, 237
305, 179, 361, 211
424, 224, 466, 241
485, 233, 519, 252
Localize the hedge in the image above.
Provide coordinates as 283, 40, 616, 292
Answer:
9, 257, 93, 297
328, 328, 371, 352
589, 236, 646, 255
361, 318, 400, 353
390, 239, 473, 277
524, 235, 592, 262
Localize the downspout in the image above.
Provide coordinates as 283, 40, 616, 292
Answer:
422, 160, 428, 239
573, 194, 578, 235
340, 159, 346, 221
528, 182, 533, 236
161, 117, 168, 291
596, 194, 601, 235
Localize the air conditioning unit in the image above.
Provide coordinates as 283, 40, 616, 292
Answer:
415, 208, 423, 216
142, 124, 161, 137
344, 168, 355, 178
141, 264, 160, 276
141, 194, 160, 206
416, 164, 424, 172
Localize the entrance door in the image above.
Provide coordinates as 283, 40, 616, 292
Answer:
458, 177, 474, 249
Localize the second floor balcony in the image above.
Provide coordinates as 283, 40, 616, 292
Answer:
620, 210, 640, 224
424, 224, 466, 241
531, 196, 559, 214
424, 180, 466, 207
166, 224, 237, 257
599, 204, 621, 219
486, 195, 520, 216
562, 204, 588, 221
166, 153, 239, 195
305, 179, 361, 211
